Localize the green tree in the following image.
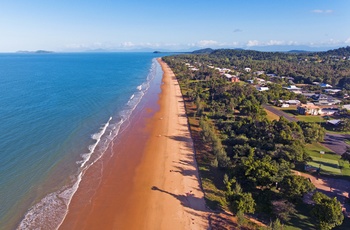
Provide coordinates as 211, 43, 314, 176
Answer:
279, 175, 315, 201
226, 182, 256, 214
311, 192, 344, 230
341, 147, 350, 162
243, 155, 280, 188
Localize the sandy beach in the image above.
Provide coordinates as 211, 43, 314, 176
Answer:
60, 58, 208, 229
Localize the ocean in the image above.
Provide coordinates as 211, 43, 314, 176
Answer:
0, 52, 164, 229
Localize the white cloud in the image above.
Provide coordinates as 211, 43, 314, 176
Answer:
345, 38, 350, 44
233, 29, 243, 33
196, 40, 218, 47
312, 9, 334, 14
121, 41, 135, 47
266, 40, 285, 46
246, 40, 260, 47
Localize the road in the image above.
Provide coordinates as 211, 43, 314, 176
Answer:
263, 104, 298, 122
323, 133, 350, 155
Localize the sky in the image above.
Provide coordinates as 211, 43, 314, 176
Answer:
0, 0, 349, 52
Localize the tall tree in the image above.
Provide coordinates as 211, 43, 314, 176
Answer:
311, 192, 344, 230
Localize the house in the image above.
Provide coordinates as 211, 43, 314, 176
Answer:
247, 79, 254, 84
343, 104, 350, 111
223, 74, 240, 83
257, 86, 269, 91
284, 85, 301, 91
283, 85, 302, 94
244, 67, 251, 72
311, 94, 341, 105
256, 78, 266, 83
319, 108, 339, 115
297, 103, 321, 115
327, 119, 341, 126
320, 83, 332, 88
324, 89, 341, 94
281, 104, 290, 108
253, 71, 265, 76
312, 94, 329, 101
284, 100, 301, 105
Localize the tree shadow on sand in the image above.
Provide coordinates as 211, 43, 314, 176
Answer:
151, 186, 207, 212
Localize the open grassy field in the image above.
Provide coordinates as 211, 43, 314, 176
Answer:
309, 156, 341, 174
305, 142, 350, 176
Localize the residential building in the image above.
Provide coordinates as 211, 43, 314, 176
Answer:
297, 103, 321, 115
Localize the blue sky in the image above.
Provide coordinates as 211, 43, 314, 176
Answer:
0, 0, 349, 52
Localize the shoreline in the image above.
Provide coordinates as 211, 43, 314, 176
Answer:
59, 58, 208, 229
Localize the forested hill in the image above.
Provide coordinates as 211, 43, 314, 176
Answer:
188, 46, 350, 89
319, 46, 350, 56
192, 46, 350, 59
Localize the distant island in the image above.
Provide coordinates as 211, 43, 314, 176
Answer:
16, 50, 54, 54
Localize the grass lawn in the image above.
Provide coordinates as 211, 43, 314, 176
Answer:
309, 156, 341, 174
305, 142, 334, 156
265, 109, 280, 121
284, 203, 316, 230
296, 116, 324, 123
305, 142, 350, 176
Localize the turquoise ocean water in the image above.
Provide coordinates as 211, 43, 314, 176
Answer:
0, 53, 164, 229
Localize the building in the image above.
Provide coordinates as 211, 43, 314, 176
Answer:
324, 89, 341, 94
284, 100, 301, 105
297, 104, 321, 115
257, 86, 269, 91
244, 67, 251, 72
283, 85, 302, 94
319, 108, 339, 115
223, 74, 240, 83
312, 94, 341, 105
327, 119, 341, 126
320, 83, 333, 88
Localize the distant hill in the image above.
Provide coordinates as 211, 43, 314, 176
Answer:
288, 50, 310, 54
16, 50, 53, 54
320, 46, 350, 56
192, 48, 214, 54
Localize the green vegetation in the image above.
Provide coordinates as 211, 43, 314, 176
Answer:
306, 143, 350, 176
312, 192, 344, 230
162, 48, 349, 229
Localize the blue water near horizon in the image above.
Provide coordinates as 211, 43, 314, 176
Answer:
0, 52, 165, 229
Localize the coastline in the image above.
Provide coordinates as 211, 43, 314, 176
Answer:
59, 58, 208, 229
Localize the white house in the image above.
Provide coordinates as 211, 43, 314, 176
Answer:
257, 86, 269, 91
283, 85, 302, 94
244, 67, 251, 72
320, 83, 332, 88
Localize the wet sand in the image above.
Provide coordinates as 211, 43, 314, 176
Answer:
59, 58, 208, 229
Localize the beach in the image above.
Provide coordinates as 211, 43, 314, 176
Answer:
59, 58, 208, 229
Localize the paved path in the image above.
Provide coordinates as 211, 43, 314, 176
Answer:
263, 104, 298, 122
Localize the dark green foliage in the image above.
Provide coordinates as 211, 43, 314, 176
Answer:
226, 181, 256, 214
298, 121, 325, 143
279, 175, 315, 201
311, 192, 344, 230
